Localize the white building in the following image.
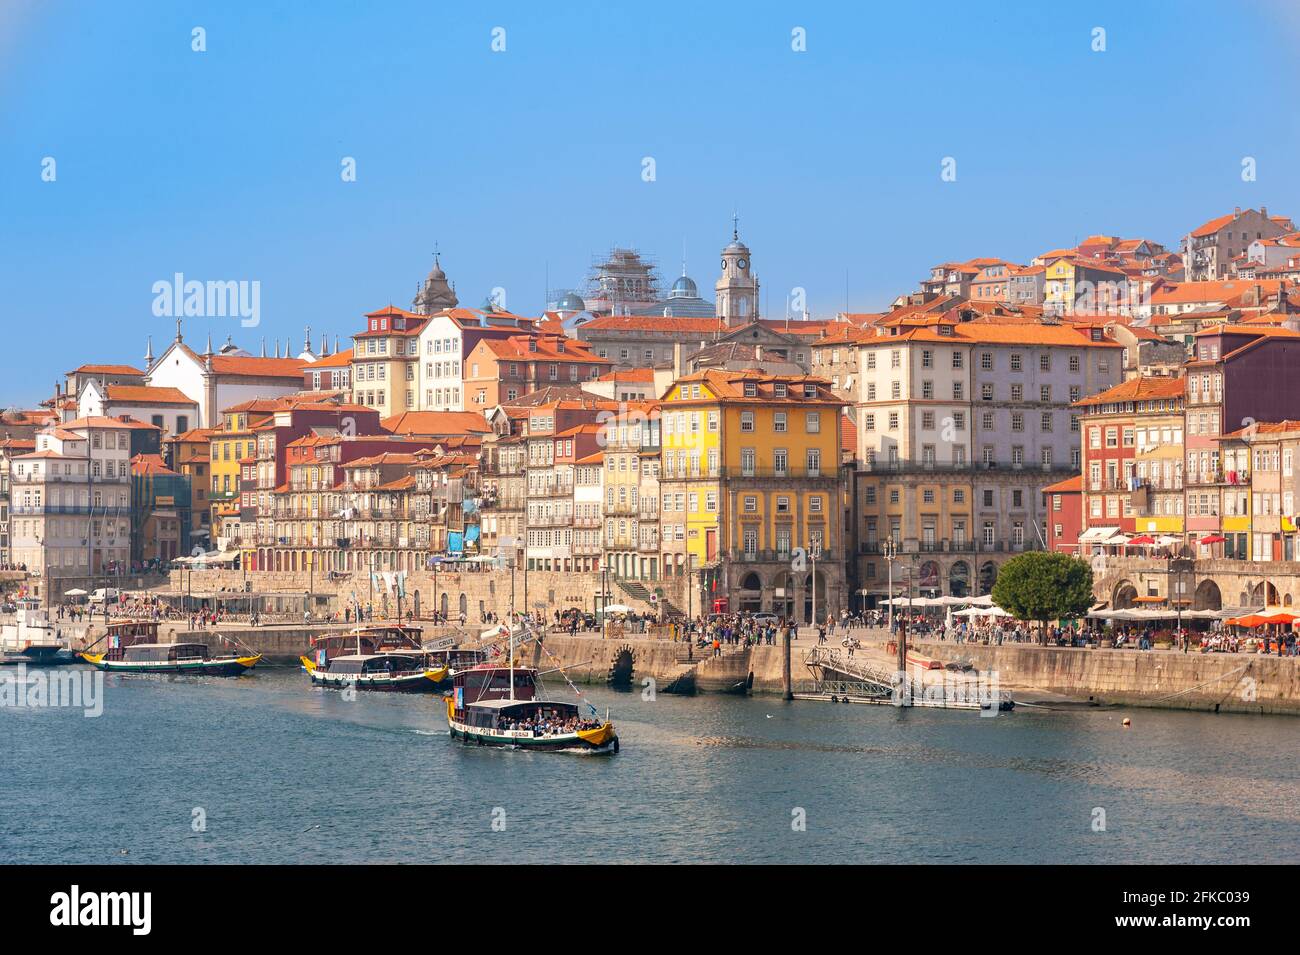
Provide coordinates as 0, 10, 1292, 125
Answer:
143, 325, 310, 427
77, 381, 199, 442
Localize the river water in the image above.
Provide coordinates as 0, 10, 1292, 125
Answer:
2, 666, 1297, 864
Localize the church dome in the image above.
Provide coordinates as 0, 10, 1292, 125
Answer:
557, 292, 587, 312
670, 275, 698, 298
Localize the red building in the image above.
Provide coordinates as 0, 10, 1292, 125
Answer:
1041, 475, 1083, 553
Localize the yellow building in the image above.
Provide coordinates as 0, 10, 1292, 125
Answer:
659, 369, 846, 621
207, 401, 278, 546
350, 306, 428, 419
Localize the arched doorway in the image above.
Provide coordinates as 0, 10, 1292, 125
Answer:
440, 592, 449, 620
738, 572, 762, 613
1193, 579, 1222, 611
1113, 580, 1138, 609
949, 561, 970, 598
771, 571, 795, 618
1251, 580, 1278, 607
459, 593, 468, 620
978, 561, 997, 595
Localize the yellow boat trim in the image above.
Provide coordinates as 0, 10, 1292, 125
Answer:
576, 722, 615, 747
424, 666, 450, 683
79, 652, 105, 665
235, 654, 262, 669
300, 655, 317, 673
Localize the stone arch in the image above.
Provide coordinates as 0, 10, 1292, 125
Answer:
949, 561, 970, 598
771, 571, 795, 618
1286, 593, 1294, 608
1193, 579, 1222, 611
978, 561, 997, 595
459, 593, 468, 618
1250, 580, 1278, 607
440, 592, 449, 620
1112, 579, 1138, 610
738, 571, 763, 612
607, 645, 635, 687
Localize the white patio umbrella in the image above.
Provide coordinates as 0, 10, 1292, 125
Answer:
64, 588, 88, 597
602, 603, 634, 614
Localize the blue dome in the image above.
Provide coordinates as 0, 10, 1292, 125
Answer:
557, 292, 586, 312
670, 275, 698, 298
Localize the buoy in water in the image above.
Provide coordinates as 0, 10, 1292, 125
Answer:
1122, 718, 1132, 727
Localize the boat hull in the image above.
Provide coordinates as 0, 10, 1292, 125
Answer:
0, 646, 75, 667
447, 717, 619, 753
78, 653, 261, 676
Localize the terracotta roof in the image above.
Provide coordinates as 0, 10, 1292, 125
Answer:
354, 306, 428, 338
58, 415, 161, 431
170, 427, 214, 443
669, 369, 843, 406
578, 315, 725, 334
1189, 211, 1242, 238
596, 367, 656, 383
105, 385, 196, 406
1222, 419, 1300, 439
130, 453, 177, 476
1072, 376, 1186, 408
1042, 475, 1083, 494
480, 335, 606, 363
207, 355, 306, 378
68, 363, 145, 377
310, 348, 354, 369
381, 411, 491, 436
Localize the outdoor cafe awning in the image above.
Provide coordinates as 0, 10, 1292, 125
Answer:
1078, 526, 1119, 543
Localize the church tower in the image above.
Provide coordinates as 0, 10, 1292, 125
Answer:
715, 215, 759, 327
412, 251, 459, 314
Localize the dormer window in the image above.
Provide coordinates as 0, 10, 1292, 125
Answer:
743, 382, 757, 397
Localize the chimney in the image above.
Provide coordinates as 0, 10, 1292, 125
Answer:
1261, 206, 1268, 219
673, 342, 684, 378
1234, 206, 1241, 217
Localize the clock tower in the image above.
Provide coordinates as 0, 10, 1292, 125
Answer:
715, 215, 760, 327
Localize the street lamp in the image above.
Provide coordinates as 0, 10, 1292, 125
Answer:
883, 537, 898, 631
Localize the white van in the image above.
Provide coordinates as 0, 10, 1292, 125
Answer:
87, 588, 121, 605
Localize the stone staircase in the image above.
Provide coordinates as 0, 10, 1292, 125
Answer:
612, 576, 685, 619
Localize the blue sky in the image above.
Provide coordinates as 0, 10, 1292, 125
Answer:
2, 0, 1299, 405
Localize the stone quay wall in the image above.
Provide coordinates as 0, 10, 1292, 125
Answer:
162, 567, 684, 622
907, 638, 1300, 715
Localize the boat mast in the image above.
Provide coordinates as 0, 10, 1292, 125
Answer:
508, 619, 515, 701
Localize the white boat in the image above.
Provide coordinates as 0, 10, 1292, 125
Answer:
0, 597, 75, 666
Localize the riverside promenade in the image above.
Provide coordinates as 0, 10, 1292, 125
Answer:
86, 616, 1300, 715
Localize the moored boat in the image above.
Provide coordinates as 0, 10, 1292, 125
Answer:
0, 597, 75, 666
79, 642, 261, 675
77, 618, 260, 675
301, 651, 447, 691
300, 624, 483, 692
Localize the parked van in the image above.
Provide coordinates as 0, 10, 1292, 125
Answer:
88, 588, 121, 605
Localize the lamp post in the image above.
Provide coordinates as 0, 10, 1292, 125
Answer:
883, 537, 898, 631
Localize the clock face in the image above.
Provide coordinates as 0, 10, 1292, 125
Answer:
737, 258, 748, 270
721, 259, 727, 270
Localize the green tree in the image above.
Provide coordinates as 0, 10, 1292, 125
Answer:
991, 552, 1094, 638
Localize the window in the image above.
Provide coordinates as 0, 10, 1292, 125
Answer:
740, 411, 755, 432
1010, 353, 1022, 371
805, 412, 820, 433
981, 353, 992, 370
806, 449, 821, 477
774, 412, 787, 433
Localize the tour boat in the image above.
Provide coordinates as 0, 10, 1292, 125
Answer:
0, 598, 74, 666
301, 651, 448, 692
300, 625, 487, 692
445, 624, 618, 753
78, 618, 260, 675
79, 642, 260, 675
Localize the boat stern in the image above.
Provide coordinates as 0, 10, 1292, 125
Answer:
576, 721, 618, 750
